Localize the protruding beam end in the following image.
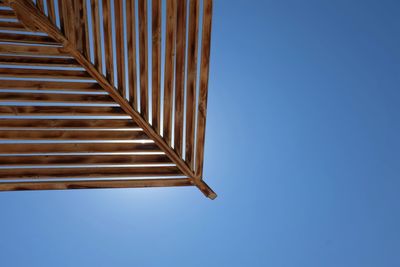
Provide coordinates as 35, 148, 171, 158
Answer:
192, 178, 217, 200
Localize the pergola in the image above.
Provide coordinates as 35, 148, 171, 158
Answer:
0, 0, 216, 199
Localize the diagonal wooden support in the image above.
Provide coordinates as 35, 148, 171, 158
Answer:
6, 0, 216, 199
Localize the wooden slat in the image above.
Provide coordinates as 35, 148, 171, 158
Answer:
0, 142, 159, 154
0, 129, 148, 140
90, 0, 102, 72
0, 154, 171, 165
126, 0, 137, 107
0, 68, 91, 79
0, 106, 124, 116
102, 0, 114, 85
0, 92, 114, 103
195, 0, 213, 176
0, 80, 102, 91
185, 0, 200, 168
114, 0, 125, 98
0, 55, 79, 67
163, 0, 177, 145
0, 119, 138, 128
152, 0, 161, 133
0, 178, 192, 191
47, 0, 56, 24
57, 0, 65, 33
0, 166, 182, 179
138, 0, 148, 119
36, 0, 44, 12
0, 9, 15, 19
0, 32, 57, 45
61, 0, 75, 44
174, 0, 187, 157
0, 44, 68, 56
73, 0, 83, 52
0, 21, 25, 31
82, 0, 90, 58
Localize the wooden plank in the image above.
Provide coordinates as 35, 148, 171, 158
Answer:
81, 0, 90, 58
0, 154, 171, 165
0, 178, 192, 191
47, 0, 56, 24
163, 0, 177, 146
0, 44, 68, 56
57, 0, 65, 34
90, 0, 102, 72
195, 0, 213, 176
138, 0, 148, 119
0, 166, 182, 179
73, 0, 83, 52
114, 0, 126, 98
0, 32, 57, 45
0, 106, 124, 116
0, 9, 15, 19
0, 21, 26, 31
0, 80, 102, 91
126, 0, 137, 108
174, 0, 187, 157
61, 0, 75, 44
152, 0, 161, 133
0, 55, 79, 67
0, 142, 159, 154
102, 0, 114, 85
0, 68, 91, 79
185, 0, 200, 168
0, 92, 114, 103
0, 129, 148, 140
0, 119, 138, 128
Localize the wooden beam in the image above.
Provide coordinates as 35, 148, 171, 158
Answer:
0, 92, 113, 103
0, 154, 171, 165
0, 178, 193, 192
90, 0, 102, 72
0, 80, 102, 91
0, 119, 137, 128
195, 0, 213, 177
0, 106, 124, 116
0, 55, 79, 67
0, 129, 149, 140
174, 0, 187, 157
0, 165, 182, 179
163, 0, 177, 146
0, 142, 160, 154
152, 0, 161, 133
126, 0, 137, 108
185, 0, 200, 169
138, 0, 148, 119
0, 44, 68, 56
114, 0, 126, 98
102, 0, 114, 85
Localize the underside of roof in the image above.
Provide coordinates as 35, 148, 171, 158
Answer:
0, 0, 216, 199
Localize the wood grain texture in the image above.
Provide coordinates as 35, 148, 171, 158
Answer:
102, 0, 114, 85
151, 0, 161, 133
0, 55, 79, 67
185, 0, 199, 169
138, 0, 149, 119
114, 0, 126, 98
0, 80, 102, 91
0, 178, 192, 192
195, 0, 213, 177
163, 0, 177, 146
174, 0, 187, 157
126, 0, 137, 108
90, 0, 102, 72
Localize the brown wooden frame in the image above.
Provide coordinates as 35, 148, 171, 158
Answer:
0, 0, 215, 199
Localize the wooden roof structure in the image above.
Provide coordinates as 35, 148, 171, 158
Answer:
0, 0, 216, 199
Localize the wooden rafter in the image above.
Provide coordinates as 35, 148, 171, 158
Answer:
0, 0, 215, 199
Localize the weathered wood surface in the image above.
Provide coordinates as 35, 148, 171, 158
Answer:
0, 0, 216, 199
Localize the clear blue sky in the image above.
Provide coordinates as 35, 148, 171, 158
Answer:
1, 0, 399, 266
